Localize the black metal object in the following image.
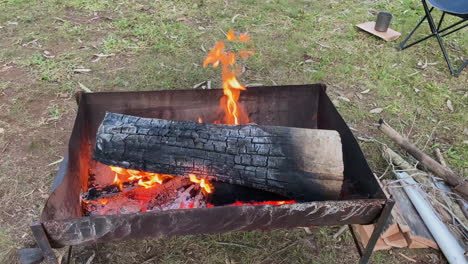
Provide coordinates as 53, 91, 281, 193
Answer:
18, 248, 44, 264
35, 84, 391, 263
375, 11, 393, 32
349, 198, 396, 264
30, 223, 58, 264
397, 0, 467, 76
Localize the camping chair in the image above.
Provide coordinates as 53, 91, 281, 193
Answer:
397, 0, 468, 76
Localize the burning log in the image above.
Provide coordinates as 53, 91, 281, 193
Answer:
93, 112, 344, 200
83, 180, 140, 200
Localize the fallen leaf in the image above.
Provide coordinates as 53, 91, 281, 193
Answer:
43, 50, 55, 58
231, 14, 241, 23
414, 88, 420, 93
73, 68, 91, 73
92, 53, 114, 62
176, 17, 189, 22
78, 82, 92, 93
360, 89, 370, 94
370, 108, 383, 114
447, 100, 454, 112
332, 99, 340, 108
47, 157, 64, 167
193, 81, 207, 89
317, 42, 330, 49
338, 96, 350, 102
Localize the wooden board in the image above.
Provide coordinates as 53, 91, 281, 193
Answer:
93, 112, 344, 200
387, 183, 439, 250
351, 224, 391, 251
383, 231, 408, 248
356, 22, 401, 42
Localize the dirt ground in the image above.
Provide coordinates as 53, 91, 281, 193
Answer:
1, 0, 466, 263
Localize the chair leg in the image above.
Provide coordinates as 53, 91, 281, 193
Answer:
436, 12, 445, 31
421, 0, 457, 75
397, 7, 434, 50
453, 60, 467, 77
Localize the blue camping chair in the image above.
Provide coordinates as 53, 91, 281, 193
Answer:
398, 0, 468, 76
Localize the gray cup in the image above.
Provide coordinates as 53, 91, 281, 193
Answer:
375, 11, 393, 32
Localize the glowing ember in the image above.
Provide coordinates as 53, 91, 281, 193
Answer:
203, 29, 254, 125
189, 174, 213, 193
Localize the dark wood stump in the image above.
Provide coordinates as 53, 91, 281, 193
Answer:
93, 112, 344, 200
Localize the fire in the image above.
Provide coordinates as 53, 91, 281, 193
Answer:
109, 166, 174, 189
203, 29, 254, 125
189, 174, 213, 193
87, 32, 298, 213
108, 166, 214, 194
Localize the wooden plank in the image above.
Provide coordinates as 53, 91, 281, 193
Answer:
383, 230, 408, 248
387, 183, 438, 250
356, 22, 401, 42
93, 112, 344, 200
404, 233, 430, 249
351, 224, 391, 251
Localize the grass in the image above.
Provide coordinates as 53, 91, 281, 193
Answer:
0, 0, 466, 263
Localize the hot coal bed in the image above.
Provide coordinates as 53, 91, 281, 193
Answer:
28, 84, 393, 264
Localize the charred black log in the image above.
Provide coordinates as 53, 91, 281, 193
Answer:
93, 112, 344, 200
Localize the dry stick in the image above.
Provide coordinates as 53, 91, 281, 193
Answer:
378, 119, 468, 200
435, 148, 468, 219
333, 225, 348, 239
215, 241, 259, 249
399, 253, 417, 263
382, 147, 468, 230
435, 148, 447, 167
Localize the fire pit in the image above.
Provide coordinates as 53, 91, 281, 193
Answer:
25, 84, 393, 264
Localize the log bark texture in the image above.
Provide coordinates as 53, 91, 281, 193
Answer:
93, 112, 344, 200
378, 119, 468, 200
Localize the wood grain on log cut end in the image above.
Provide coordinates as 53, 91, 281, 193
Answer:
93, 112, 344, 201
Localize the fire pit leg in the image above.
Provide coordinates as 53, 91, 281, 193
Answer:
30, 222, 59, 264
351, 199, 395, 264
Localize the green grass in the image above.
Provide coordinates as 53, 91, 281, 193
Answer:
0, 0, 465, 263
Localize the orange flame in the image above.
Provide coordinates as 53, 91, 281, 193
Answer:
112, 173, 123, 191
108, 166, 214, 194
198, 117, 203, 123
203, 30, 253, 125
189, 174, 213, 193
109, 166, 174, 189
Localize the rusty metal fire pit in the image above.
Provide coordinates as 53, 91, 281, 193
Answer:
25, 84, 393, 264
